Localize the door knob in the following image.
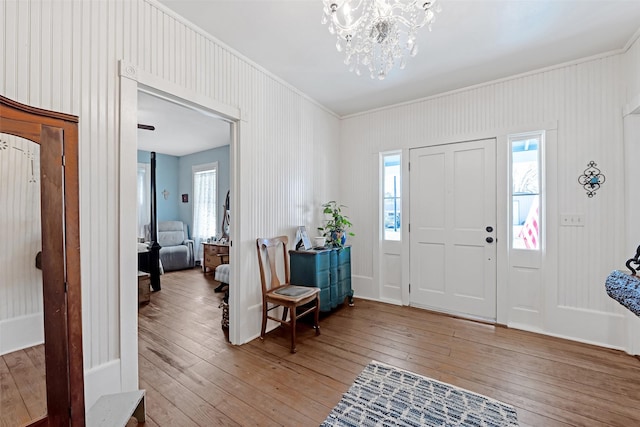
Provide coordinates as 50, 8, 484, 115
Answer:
486, 226, 493, 232
486, 237, 494, 243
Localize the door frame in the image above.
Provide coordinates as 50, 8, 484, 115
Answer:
401, 124, 556, 325
118, 61, 243, 392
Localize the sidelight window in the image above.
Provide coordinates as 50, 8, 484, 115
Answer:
382, 152, 401, 241
511, 132, 543, 250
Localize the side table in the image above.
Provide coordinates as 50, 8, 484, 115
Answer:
202, 242, 229, 274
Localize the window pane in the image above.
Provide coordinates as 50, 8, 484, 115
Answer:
383, 153, 401, 241
192, 166, 217, 259
512, 136, 540, 250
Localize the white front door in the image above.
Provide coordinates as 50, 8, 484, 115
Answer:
409, 139, 497, 320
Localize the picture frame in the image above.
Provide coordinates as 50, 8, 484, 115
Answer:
294, 226, 312, 250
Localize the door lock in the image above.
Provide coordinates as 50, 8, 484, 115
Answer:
486, 237, 494, 243
486, 226, 493, 232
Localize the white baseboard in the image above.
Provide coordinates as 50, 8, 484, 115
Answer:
352, 275, 375, 300
0, 313, 44, 356
547, 305, 628, 350
84, 359, 122, 413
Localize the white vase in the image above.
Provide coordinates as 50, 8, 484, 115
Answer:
313, 236, 326, 248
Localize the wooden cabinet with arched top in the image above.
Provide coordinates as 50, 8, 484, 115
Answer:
0, 94, 85, 426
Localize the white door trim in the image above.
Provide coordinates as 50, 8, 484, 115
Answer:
401, 122, 557, 326
118, 60, 242, 392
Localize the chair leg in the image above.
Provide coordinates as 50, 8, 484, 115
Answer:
260, 301, 267, 339
282, 307, 289, 322
314, 295, 321, 336
290, 309, 297, 353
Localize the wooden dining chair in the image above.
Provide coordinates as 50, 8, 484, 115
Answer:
256, 236, 320, 353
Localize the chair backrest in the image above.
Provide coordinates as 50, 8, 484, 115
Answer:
145, 221, 187, 247
256, 236, 290, 295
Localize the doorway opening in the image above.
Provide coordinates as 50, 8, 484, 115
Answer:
118, 62, 242, 394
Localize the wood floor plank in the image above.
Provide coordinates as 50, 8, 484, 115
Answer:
319, 310, 640, 417
137, 335, 287, 426
189, 358, 319, 426
138, 379, 201, 427
204, 344, 340, 409
138, 352, 240, 427
1, 349, 46, 421
317, 309, 640, 425
0, 356, 32, 427
337, 300, 640, 399
194, 348, 334, 423
135, 267, 640, 427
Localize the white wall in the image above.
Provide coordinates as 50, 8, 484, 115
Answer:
0, 0, 340, 408
624, 30, 640, 108
341, 46, 639, 352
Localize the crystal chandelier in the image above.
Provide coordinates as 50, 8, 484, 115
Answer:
321, 0, 441, 80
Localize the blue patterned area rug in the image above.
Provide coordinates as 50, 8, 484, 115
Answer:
321, 361, 519, 427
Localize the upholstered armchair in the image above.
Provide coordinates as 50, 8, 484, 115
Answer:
145, 221, 195, 271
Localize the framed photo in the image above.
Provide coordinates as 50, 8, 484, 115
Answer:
294, 226, 312, 250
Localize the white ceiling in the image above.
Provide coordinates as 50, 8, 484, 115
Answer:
158, 0, 640, 117
137, 90, 231, 156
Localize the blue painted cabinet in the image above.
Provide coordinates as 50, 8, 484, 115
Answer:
289, 246, 354, 312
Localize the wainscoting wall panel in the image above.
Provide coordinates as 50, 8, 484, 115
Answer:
0, 0, 340, 406
340, 43, 638, 351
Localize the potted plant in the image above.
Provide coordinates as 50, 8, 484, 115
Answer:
317, 201, 355, 247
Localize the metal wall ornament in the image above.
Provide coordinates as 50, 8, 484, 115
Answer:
578, 161, 605, 198
626, 244, 640, 276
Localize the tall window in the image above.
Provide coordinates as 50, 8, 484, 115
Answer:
136, 163, 150, 239
511, 132, 543, 250
382, 152, 401, 241
192, 162, 218, 259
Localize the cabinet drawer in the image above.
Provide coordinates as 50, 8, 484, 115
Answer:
338, 263, 351, 281
204, 243, 229, 256
293, 269, 330, 288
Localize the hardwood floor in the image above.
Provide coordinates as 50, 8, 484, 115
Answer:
0, 345, 46, 427
135, 268, 640, 426
3, 270, 636, 426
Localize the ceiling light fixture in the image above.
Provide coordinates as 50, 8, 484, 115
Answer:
321, 0, 441, 80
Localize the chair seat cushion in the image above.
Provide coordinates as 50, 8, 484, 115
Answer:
268, 285, 319, 303
159, 245, 190, 272
215, 264, 230, 284
605, 270, 640, 317
274, 286, 315, 297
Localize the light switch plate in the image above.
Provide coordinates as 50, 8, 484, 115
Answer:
560, 214, 585, 227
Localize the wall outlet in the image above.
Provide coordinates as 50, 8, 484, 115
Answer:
560, 214, 585, 227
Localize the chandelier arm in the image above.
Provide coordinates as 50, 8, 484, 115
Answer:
327, 2, 372, 35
